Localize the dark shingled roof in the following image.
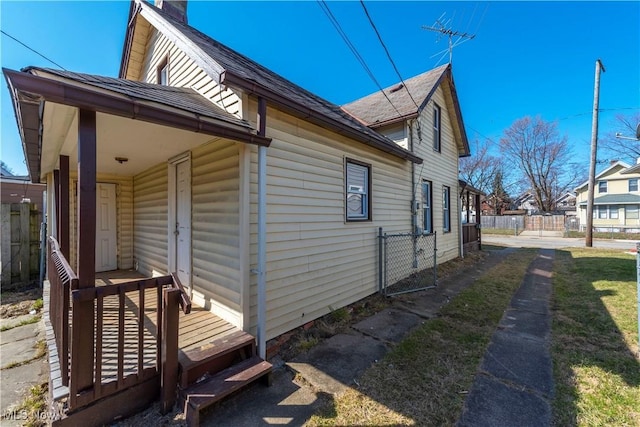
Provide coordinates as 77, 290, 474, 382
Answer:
131, 0, 420, 162
342, 65, 449, 127
29, 67, 253, 130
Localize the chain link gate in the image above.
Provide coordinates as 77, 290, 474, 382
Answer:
378, 228, 437, 296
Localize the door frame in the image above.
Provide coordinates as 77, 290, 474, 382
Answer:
95, 182, 118, 272
168, 152, 192, 293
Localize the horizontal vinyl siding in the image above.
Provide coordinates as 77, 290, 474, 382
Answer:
190, 140, 242, 326
248, 103, 413, 340
67, 173, 134, 272
133, 163, 168, 277
413, 85, 460, 263
139, 30, 242, 117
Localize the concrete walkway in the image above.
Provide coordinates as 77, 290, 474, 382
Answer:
458, 249, 555, 427
198, 249, 516, 426
0, 317, 48, 426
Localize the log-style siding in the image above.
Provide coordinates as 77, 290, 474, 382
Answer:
67, 173, 134, 272
247, 102, 413, 340
139, 29, 241, 117
190, 140, 243, 328
412, 85, 461, 263
133, 164, 168, 277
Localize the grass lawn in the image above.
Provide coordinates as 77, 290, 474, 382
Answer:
552, 248, 640, 426
306, 248, 538, 426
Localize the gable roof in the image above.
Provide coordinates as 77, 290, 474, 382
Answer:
120, 0, 422, 164
342, 64, 470, 157
575, 160, 632, 191
342, 65, 448, 126
621, 162, 640, 175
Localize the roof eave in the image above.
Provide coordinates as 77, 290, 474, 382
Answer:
119, 1, 141, 79
367, 113, 419, 129
3, 68, 271, 171
221, 71, 422, 164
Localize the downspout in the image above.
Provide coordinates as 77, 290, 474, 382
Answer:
257, 97, 267, 359
409, 120, 417, 268
459, 181, 464, 258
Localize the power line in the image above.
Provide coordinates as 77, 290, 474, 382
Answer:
1, 30, 67, 71
316, 0, 401, 117
359, 0, 420, 110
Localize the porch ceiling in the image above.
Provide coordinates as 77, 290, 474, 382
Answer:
42, 102, 215, 177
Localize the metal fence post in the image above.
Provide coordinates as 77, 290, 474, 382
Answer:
378, 227, 383, 293
636, 242, 639, 356
433, 231, 438, 286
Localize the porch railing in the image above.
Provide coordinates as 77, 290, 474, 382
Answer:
48, 237, 76, 387
47, 237, 191, 414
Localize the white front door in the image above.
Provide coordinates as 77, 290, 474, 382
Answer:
96, 183, 117, 272
175, 160, 191, 288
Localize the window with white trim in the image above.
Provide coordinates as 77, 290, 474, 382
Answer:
422, 180, 432, 233
157, 57, 169, 85
610, 205, 619, 219
598, 206, 607, 219
346, 159, 371, 221
629, 179, 638, 192
433, 104, 441, 152
443, 185, 450, 232
598, 181, 607, 193
626, 205, 639, 219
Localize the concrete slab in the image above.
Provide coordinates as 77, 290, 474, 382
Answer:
287, 334, 388, 394
0, 323, 44, 369
499, 309, 550, 341
201, 368, 330, 427
352, 308, 422, 343
481, 329, 554, 398
396, 292, 449, 318
0, 358, 48, 415
457, 375, 551, 427
0, 314, 39, 331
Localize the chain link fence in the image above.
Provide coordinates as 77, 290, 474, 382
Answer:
378, 228, 437, 296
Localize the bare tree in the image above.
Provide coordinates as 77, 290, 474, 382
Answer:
459, 139, 502, 194
499, 116, 578, 212
600, 113, 640, 163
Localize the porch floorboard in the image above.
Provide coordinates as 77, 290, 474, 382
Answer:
46, 270, 241, 402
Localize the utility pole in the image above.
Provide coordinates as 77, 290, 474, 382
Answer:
586, 59, 605, 247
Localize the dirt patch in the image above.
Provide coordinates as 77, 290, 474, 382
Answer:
1, 286, 42, 319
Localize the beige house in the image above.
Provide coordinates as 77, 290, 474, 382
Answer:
4, 0, 470, 423
575, 160, 640, 231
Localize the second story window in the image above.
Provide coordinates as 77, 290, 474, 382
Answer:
433, 104, 441, 152
629, 179, 638, 192
598, 181, 607, 193
157, 58, 169, 85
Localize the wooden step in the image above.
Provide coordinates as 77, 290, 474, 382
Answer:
182, 355, 273, 427
179, 330, 256, 388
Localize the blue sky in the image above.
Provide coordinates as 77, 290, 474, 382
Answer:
1, 1, 638, 177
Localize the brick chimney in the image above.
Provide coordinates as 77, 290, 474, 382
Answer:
154, 0, 187, 23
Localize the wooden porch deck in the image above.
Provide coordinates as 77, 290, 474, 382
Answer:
46, 270, 241, 402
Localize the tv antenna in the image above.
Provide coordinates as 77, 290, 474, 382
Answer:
423, 13, 475, 64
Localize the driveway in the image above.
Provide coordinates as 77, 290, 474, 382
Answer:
483, 234, 639, 251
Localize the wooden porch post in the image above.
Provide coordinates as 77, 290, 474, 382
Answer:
59, 155, 70, 259
75, 109, 97, 391
53, 169, 60, 239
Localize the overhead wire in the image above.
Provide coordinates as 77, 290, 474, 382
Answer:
316, 0, 401, 117
1, 30, 67, 71
359, 0, 420, 110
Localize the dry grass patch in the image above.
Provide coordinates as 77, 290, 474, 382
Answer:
306, 249, 537, 426
552, 248, 640, 426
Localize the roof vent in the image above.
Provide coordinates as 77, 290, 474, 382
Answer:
154, 0, 188, 24
389, 83, 404, 93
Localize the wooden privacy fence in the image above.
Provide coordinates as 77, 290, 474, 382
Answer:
1, 202, 42, 285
